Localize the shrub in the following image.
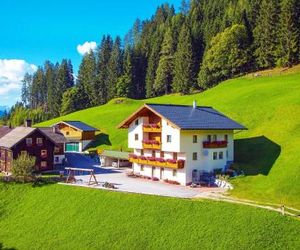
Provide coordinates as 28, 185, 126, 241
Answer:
11, 153, 36, 182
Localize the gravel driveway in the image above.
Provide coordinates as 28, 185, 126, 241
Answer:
64, 153, 225, 199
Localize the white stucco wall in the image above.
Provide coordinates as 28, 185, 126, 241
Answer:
161, 119, 181, 152
128, 117, 149, 149
180, 130, 234, 184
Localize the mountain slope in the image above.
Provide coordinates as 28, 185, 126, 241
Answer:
39, 66, 300, 208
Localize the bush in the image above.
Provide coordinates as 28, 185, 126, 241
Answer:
11, 153, 36, 182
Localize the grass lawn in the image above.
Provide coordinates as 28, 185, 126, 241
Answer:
38, 66, 300, 208
0, 182, 299, 250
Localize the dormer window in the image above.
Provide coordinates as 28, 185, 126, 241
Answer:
135, 134, 139, 141
224, 134, 228, 142
167, 135, 172, 143
135, 119, 139, 126
213, 135, 217, 142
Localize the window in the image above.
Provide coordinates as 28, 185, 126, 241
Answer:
21, 151, 27, 156
26, 138, 32, 146
219, 152, 223, 160
41, 150, 47, 158
41, 161, 47, 168
213, 135, 217, 142
167, 135, 172, 143
226, 150, 228, 158
213, 152, 218, 160
141, 149, 144, 156
160, 151, 164, 158
54, 147, 60, 153
55, 157, 59, 163
207, 135, 212, 142
152, 150, 156, 157
134, 134, 139, 141
193, 135, 198, 143
66, 131, 70, 135
36, 138, 43, 145
173, 152, 178, 160
224, 134, 228, 142
141, 165, 144, 171
135, 119, 139, 126
173, 169, 177, 177
192, 152, 197, 161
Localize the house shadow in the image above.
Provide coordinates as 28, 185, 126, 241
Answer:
234, 136, 281, 176
88, 133, 112, 149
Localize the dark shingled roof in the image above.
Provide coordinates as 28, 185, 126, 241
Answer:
147, 104, 246, 130
61, 121, 98, 132
38, 128, 67, 144
0, 126, 12, 139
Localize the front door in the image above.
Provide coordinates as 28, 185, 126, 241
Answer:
160, 168, 164, 180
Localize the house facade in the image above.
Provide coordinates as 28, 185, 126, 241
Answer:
0, 127, 63, 172
119, 102, 246, 185
53, 121, 98, 153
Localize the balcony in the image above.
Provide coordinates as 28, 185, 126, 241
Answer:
203, 140, 227, 148
143, 123, 161, 133
129, 154, 185, 169
142, 140, 161, 150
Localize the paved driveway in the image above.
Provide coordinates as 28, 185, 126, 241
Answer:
64, 153, 225, 199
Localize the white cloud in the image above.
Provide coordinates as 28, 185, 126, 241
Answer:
77, 41, 97, 56
0, 59, 37, 106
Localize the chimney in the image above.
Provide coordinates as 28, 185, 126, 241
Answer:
193, 100, 197, 109
24, 119, 32, 127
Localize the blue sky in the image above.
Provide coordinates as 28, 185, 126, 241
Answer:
0, 0, 181, 107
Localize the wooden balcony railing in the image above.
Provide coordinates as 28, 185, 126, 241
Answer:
129, 155, 185, 169
143, 123, 161, 133
203, 140, 227, 148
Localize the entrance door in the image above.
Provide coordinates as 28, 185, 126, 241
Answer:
160, 168, 164, 180
65, 142, 80, 152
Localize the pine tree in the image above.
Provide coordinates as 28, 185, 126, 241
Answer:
173, 23, 194, 94
277, 0, 300, 67
154, 28, 175, 95
107, 36, 123, 100
44, 61, 57, 116
253, 0, 280, 68
96, 35, 113, 105
145, 33, 163, 98
76, 51, 97, 109
21, 73, 32, 107
60, 87, 78, 115
116, 48, 133, 97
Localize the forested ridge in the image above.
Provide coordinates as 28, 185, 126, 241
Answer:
4, 0, 300, 126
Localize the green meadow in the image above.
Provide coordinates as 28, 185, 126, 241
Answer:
39, 67, 300, 208
0, 183, 299, 250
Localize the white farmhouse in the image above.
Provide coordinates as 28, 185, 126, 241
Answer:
118, 102, 246, 185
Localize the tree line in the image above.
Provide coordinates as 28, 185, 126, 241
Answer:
11, 0, 300, 123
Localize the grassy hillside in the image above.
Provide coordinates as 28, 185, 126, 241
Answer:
39, 66, 300, 208
0, 183, 299, 250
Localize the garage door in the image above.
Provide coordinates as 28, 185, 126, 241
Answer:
65, 142, 80, 152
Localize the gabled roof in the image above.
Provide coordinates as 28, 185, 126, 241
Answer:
0, 127, 36, 148
118, 103, 246, 130
0, 126, 12, 139
38, 128, 67, 144
54, 121, 99, 132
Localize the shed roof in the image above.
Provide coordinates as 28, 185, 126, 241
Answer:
100, 150, 129, 160
56, 121, 99, 132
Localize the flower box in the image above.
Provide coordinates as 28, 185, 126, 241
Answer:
203, 140, 227, 148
